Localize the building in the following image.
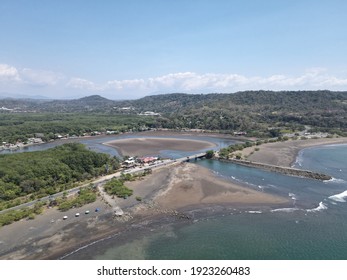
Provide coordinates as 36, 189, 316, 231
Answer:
137, 156, 158, 164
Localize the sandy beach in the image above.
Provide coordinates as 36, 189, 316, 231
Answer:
240, 137, 347, 167
104, 137, 216, 157
1, 135, 346, 259
0, 162, 288, 260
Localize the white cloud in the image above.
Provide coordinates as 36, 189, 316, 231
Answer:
65, 69, 347, 99
106, 78, 146, 90
0, 64, 64, 88
66, 77, 100, 91
0, 64, 20, 81
20, 68, 63, 86
2, 62, 347, 99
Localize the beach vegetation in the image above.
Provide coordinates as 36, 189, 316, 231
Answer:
57, 187, 97, 211
104, 178, 133, 198
0, 201, 46, 227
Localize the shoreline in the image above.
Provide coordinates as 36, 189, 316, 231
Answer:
0, 162, 289, 260
2, 136, 347, 259
0, 129, 245, 154
240, 137, 347, 167
103, 137, 217, 157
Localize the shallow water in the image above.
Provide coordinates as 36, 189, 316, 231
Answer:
0, 133, 236, 159
65, 144, 347, 260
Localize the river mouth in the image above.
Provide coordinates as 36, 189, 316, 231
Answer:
103, 137, 216, 157
0, 131, 239, 158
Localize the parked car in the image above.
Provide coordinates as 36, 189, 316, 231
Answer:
63, 216, 68, 220
85, 210, 90, 214
75, 213, 80, 217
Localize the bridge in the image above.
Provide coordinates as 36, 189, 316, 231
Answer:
177, 152, 207, 162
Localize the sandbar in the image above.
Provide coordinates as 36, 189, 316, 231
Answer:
2, 136, 346, 259
240, 137, 347, 167
104, 137, 216, 157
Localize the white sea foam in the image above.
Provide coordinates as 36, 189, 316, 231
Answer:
247, 211, 262, 214
271, 207, 300, 213
329, 190, 347, 202
306, 202, 328, 212
293, 150, 304, 167
324, 143, 347, 148
288, 193, 297, 200
267, 184, 279, 189
324, 177, 346, 184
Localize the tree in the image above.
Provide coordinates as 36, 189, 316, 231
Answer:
205, 150, 214, 159
104, 179, 133, 198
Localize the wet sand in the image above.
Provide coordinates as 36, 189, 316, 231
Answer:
153, 163, 287, 209
2, 136, 346, 259
0, 163, 287, 260
103, 137, 216, 157
240, 137, 347, 167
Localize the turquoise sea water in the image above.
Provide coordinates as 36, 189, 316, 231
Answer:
66, 144, 347, 260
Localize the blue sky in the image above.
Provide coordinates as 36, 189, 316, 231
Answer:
1, 0, 347, 99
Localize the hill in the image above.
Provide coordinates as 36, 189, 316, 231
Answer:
1, 91, 346, 137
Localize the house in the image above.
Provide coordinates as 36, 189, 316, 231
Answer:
137, 156, 158, 164
233, 131, 247, 136
122, 159, 136, 167
138, 111, 160, 116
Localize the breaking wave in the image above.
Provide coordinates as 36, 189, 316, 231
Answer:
271, 207, 300, 213
306, 202, 328, 212
329, 190, 347, 202
247, 211, 262, 214
324, 177, 346, 184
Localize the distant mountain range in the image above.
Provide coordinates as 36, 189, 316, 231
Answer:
0, 93, 51, 100
1, 90, 347, 113
1, 90, 346, 134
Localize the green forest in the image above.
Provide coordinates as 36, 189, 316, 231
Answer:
150, 91, 347, 136
0, 113, 156, 144
1, 90, 346, 143
0, 143, 120, 210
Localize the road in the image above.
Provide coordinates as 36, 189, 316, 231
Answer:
0, 152, 206, 215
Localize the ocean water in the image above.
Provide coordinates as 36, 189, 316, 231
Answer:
66, 144, 347, 260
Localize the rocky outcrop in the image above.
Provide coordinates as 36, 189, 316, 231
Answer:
220, 159, 332, 181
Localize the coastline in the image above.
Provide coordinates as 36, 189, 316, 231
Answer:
2, 135, 347, 259
0, 162, 288, 260
240, 137, 347, 167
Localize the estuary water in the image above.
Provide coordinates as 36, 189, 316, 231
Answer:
67, 143, 347, 260
0, 133, 235, 158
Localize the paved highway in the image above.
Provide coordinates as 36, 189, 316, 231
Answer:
0, 153, 206, 215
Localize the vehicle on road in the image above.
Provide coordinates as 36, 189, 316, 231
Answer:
75, 213, 80, 217
85, 210, 90, 214
63, 216, 68, 220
